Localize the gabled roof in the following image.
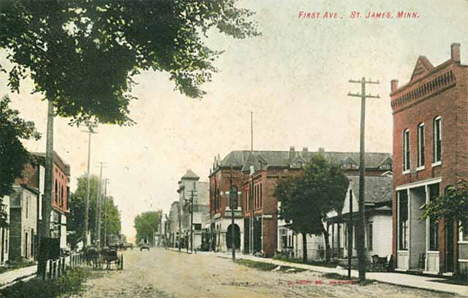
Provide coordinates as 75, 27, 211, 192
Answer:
216, 150, 392, 173
348, 175, 393, 204
410, 56, 435, 82
182, 169, 199, 180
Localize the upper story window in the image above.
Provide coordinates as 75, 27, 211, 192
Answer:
417, 123, 425, 168
433, 116, 442, 164
403, 129, 410, 172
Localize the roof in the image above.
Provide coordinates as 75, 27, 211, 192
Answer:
348, 175, 393, 204
33, 151, 71, 176
215, 150, 392, 173
182, 169, 199, 180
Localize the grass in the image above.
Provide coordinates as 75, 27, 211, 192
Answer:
236, 259, 308, 273
0, 267, 91, 298
0, 259, 37, 274
273, 255, 337, 268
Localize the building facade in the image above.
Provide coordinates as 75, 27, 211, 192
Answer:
177, 170, 210, 250
17, 152, 71, 250
9, 186, 38, 261
390, 43, 468, 274
326, 175, 393, 263
0, 195, 10, 265
210, 147, 392, 258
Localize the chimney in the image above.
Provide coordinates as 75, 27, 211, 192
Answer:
318, 147, 325, 154
391, 80, 399, 93
451, 43, 461, 62
302, 147, 308, 153
289, 146, 296, 159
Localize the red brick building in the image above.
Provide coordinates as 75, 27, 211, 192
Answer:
210, 148, 392, 257
390, 43, 468, 274
16, 152, 71, 249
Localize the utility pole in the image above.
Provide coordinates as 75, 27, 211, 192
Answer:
348, 189, 353, 279
190, 189, 195, 253
95, 162, 105, 248
103, 178, 110, 246
249, 111, 254, 255
348, 77, 380, 282
82, 123, 97, 247
229, 165, 237, 261
38, 99, 54, 277
178, 204, 182, 251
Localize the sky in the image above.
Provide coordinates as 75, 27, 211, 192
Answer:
2, 0, 468, 239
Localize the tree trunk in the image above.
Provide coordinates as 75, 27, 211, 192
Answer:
38, 99, 54, 276
302, 232, 308, 263
322, 224, 331, 262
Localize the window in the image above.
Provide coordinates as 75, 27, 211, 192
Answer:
460, 222, 468, 242
260, 184, 263, 207
367, 222, 373, 250
433, 116, 442, 163
417, 123, 425, 167
403, 129, 410, 172
428, 184, 440, 250
25, 197, 29, 219
398, 191, 409, 250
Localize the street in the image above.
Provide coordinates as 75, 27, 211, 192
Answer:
73, 248, 461, 298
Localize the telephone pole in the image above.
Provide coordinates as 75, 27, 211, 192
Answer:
229, 165, 237, 261
348, 77, 380, 282
95, 162, 106, 248
103, 178, 110, 246
82, 123, 97, 247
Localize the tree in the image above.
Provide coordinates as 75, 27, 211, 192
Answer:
68, 175, 100, 249
101, 196, 121, 246
134, 211, 162, 246
422, 179, 468, 231
1, 0, 257, 272
0, 95, 40, 227
0, 0, 259, 124
68, 175, 121, 249
275, 154, 349, 263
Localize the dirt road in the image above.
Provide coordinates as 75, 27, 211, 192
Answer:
74, 248, 459, 298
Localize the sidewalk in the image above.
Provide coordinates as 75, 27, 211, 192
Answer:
204, 251, 468, 297
0, 265, 37, 289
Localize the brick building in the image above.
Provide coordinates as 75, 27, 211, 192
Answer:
390, 43, 468, 274
210, 147, 392, 257
17, 152, 71, 250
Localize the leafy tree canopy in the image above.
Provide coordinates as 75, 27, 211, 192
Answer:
422, 179, 468, 230
276, 154, 349, 262
134, 210, 162, 245
68, 175, 121, 248
276, 154, 349, 236
0, 0, 259, 125
0, 95, 40, 227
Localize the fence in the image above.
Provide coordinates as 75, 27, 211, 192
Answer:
42, 252, 85, 280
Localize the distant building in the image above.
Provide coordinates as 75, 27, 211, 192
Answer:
177, 170, 210, 250
210, 147, 393, 258
9, 185, 38, 261
390, 43, 468, 274
168, 201, 181, 248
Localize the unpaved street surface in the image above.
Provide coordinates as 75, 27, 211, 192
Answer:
74, 248, 460, 298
